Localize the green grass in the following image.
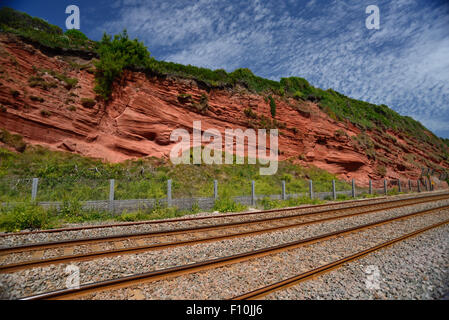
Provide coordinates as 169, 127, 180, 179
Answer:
213, 196, 248, 213
0, 199, 203, 232
0, 130, 351, 203
0, 7, 96, 51
41, 69, 78, 90
0, 201, 59, 232
259, 196, 322, 210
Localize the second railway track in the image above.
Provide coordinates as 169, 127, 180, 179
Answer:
1, 192, 449, 272
18, 201, 449, 300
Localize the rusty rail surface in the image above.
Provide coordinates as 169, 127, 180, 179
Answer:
20, 202, 449, 300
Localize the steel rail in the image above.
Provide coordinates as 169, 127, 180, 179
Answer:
1, 192, 447, 256
20, 203, 449, 300
0, 195, 392, 237
2, 193, 448, 272
232, 219, 449, 300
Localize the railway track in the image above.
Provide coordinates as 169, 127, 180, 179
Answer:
0, 195, 390, 238
231, 218, 449, 300
1, 192, 448, 272
18, 201, 449, 300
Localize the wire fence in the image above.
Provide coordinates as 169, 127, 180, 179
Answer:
0, 175, 446, 214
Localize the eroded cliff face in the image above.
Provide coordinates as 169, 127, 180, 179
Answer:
0, 33, 448, 187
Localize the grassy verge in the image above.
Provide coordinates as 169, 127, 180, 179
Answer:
0, 139, 351, 202
0, 200, 202, 232
0, 190, 390, 232
258, 196, 323, 210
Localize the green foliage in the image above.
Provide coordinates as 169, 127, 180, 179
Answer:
334, 129, 347, 137
80, 98, 96, 108
0, 7, 95, 51
351, 132, 376, 159
3, 7, 448, 155
193, 93, 209, 113
65, 29, 88, 41
59, 199, 113, 223
115, 210, 150, 222
177, 93, 192, 102
244, 107, 258, 119
116, 203, 191, 222
259, 196, 322, 210
336, 193, 351, 201
280, 77, 312, 95
213, 196, 247, 213
0, 202, 58, 232
40, 109, 51, 117
387, 187, 400, 196
28, 75, 57, 90
94, 30, 152, 99
30, 95, 44, 102
41, 69, 78, 90
148, 61, 282, 94
269, 95, 276, 117
0, 129, 26, 152
0, 7, 62, 35
293, 91, 305, 100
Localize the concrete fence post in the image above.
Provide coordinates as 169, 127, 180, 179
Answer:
369, 179, 372, 195
251, 180, 256, 206
351, 179, 356, 198
167, 179, 172, 207
309, 180, 313, 199
417, 180, 421, 192
398, 179, 401, 193
384, 179, 387, 195
332, 180, 336, 200
214, 180, 218, 199
281, 180, 286, 200
109, 179, 115, 212
31, 178, 39, 201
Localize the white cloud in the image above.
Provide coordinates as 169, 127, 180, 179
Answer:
95, 0, 449, 137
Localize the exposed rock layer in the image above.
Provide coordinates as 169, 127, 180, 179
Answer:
0, 34, 448, 187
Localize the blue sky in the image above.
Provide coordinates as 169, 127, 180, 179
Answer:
4, 0, 449, 138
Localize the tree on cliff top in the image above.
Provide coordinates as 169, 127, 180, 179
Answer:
94, 30, 151, 99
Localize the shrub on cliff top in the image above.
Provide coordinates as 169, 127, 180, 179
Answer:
65, 29, 88, 41
0, 7, 94, 50
94, 30, 152, 99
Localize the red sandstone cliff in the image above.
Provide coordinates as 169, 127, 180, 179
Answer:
0, 33, 448, 187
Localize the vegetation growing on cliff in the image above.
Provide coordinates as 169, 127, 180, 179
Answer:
94, 30, 151, 99
1, 7, 448, 161
0, 7, 95, 51
0, 129, 351, 204
269, 95, 276, 117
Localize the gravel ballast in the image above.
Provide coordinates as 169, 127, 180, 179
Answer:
70, 209, 449, 300
1, 198, 448, 299
264, 224, 449, 300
